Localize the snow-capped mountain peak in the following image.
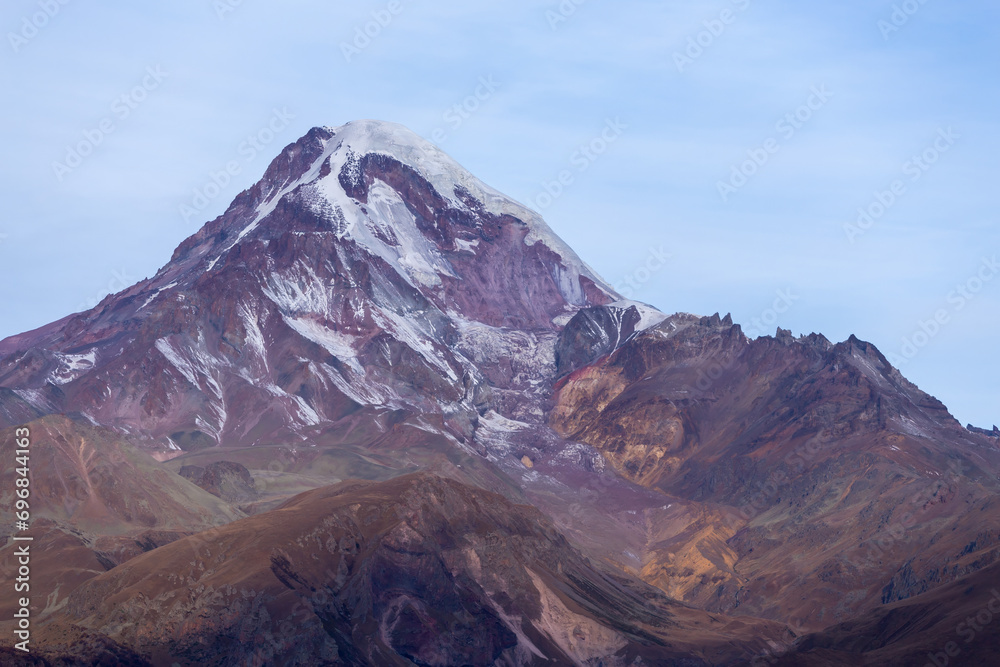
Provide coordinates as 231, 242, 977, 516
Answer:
0, 121, 642, 451
169, 120, 615, 311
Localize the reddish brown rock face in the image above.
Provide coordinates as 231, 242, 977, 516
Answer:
0, 417, 239, 532
757, 560, 1000, 666
20, 474, 788, 666
553, 313, 1000, 630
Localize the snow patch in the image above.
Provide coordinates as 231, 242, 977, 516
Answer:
283, 316, 363, 373
154, 338, 200, 388
370, 306, 459, 382
154, 336, 228, 441
262, 383, 322, 427
261, 260, 332, 316
453, 238, 479, 253
607, 299, 669, 332
49, 350, 97, 385
479, 410, 532, 433
895, 416, 934, 440
849, 351, 890, 390
309, 164, 456, 291
317, 120, 616, 300
239, 302, 269, 369
139, 281, 179, 310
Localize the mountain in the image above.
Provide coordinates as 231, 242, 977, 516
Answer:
553, 313, 1000, 628
27, 473, 790, 666
1, 120, 997, 664
0, 120, 636, 455
757, 559, 1000, 665
0, 416, 241, 635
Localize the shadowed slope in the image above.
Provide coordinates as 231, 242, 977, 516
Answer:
22, 473, 792, 666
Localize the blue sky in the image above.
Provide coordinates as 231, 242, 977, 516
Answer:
1, 0, 997, 428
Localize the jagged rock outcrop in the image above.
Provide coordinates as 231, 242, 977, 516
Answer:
552, 314, 1000, 628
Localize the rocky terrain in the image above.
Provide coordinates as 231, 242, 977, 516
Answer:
27, 473, 792, 665
0, 120, 997, 664
754, 559, 1000, 665
552, 313, 1000, 629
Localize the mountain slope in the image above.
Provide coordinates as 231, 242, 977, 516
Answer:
0, 119, 997, 664
0, 416, 241, 638
756, 558, 1000, 665
27, 473, 791, 666
552, 313, 1000, 629
0, 121, 623, 454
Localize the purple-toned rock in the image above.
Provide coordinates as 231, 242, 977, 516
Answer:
0, 121, 621, 452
